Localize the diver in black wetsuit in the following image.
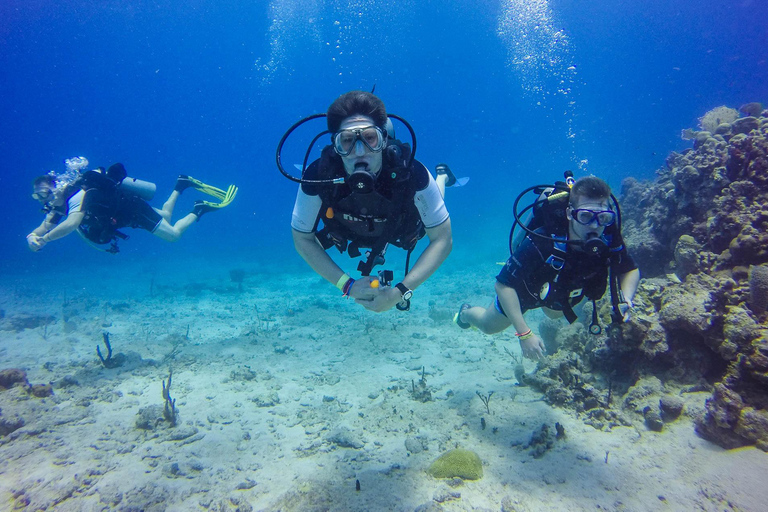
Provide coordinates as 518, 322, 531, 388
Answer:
454, 175, 640, 360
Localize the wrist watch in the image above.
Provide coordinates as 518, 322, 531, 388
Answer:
395, 283, 413, 301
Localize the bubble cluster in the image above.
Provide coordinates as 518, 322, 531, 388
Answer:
497, 0, 581, 164
259, 0, 410, 86
259, 0, 323, 85
497, 0, 576, 102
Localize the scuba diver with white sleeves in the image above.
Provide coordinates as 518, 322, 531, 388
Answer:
278, 91, 464, 313
27, 157, 237, 254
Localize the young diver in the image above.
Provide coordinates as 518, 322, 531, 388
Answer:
27, 157, 237, 254
286, 91, 454, 313
454, 175, 640, 360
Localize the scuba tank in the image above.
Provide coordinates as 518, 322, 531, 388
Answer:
103, 163, 156, 200
120, 177, 156, 201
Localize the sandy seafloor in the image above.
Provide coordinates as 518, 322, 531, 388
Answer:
1, 255, 767, 512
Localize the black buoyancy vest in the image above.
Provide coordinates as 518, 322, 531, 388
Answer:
522, 211, 622, 322
314, 140, 425, 255
76, 167, 132, 245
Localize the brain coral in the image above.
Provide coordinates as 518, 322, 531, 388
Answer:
698, 106, 739, 132
427, 448, 483, 480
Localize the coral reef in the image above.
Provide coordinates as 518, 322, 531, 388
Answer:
698, 106, 739, 133
427, 449, 483, 480
526, 104, 768, 450
749, 265, 768, 315
0, 369, 29, 389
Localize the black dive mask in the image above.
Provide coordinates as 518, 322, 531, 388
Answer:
582, 233, 609, 259
346, 162, 377, 194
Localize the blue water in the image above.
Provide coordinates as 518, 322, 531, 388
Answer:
1, 0, 765, 272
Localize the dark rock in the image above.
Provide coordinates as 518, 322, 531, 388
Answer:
526, 424, 554, 458
733, 408, 768, 445
660, 395, 684, 421
731, 116, 760, 135
0, 415, 25, 436
55, 375, 80, 388
739, 102, 763, 117
696, 384, 750, 449
405, 437, 428, 454
674, 235, 701, 279
135, 404, 166, 430
643, 407, 664, 432
749, 265, 768, 315
0, 369, 28, 389
29, 384, 53, 398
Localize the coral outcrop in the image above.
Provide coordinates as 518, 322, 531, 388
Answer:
427, 449, 483, 480
526, 104, 768, 450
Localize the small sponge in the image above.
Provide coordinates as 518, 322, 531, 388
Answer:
427, 449, 483, 480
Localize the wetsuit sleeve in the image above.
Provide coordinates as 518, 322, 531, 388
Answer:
412, 162, 449, 228
291, 188, 322, 233
613, 246, 638, 274
67, 190, 85, 215
608, 228, 638, 274
291, 159, 324, 233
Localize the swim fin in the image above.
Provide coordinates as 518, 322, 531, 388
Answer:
192, 184, 238, 220
175, 175, 228, 200
436, 163, 468, 188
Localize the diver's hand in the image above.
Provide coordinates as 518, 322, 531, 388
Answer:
356, 286, 401, 313
26, 233, 45, 252
520, 334, 546, 360
348, 276, 378, 301
618, 301, 633, 323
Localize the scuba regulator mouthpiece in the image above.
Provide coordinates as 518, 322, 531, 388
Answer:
582, 233, 609, 259
347, 162, 375, 194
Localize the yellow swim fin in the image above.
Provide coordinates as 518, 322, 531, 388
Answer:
191, 184, 238, 219
175, 175, 228, 200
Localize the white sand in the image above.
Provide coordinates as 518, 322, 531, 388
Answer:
1, 260, 766, 511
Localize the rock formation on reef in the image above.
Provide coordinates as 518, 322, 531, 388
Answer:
524, 104, 768, 450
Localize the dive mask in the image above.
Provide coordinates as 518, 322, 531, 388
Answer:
571, 208, 616, 227
333, 126, 386, 156
32, 188, 53, 202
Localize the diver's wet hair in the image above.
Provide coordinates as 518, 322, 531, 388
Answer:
570, 176, 611, 204
327, 91, 387, 133
33, 175, 55, 188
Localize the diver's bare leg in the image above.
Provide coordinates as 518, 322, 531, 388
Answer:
157, 190, 182, 222
151, 213, 198, 242
435, 174, 448, 198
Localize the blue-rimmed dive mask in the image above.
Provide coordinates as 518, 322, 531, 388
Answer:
570, 208, 616, 227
